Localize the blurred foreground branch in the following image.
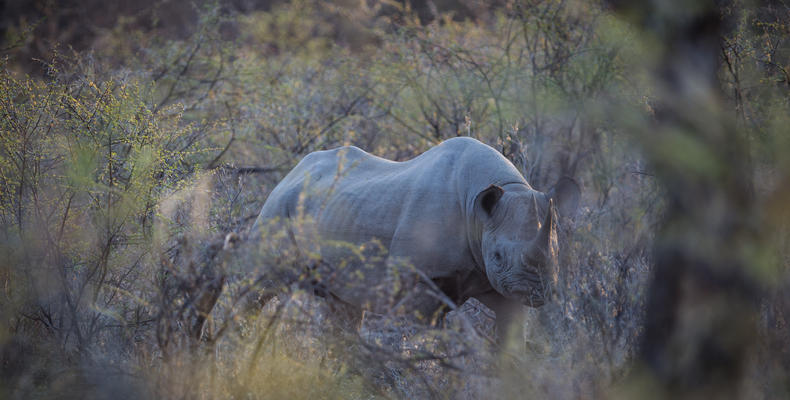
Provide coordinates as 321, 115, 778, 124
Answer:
613, 0, 773, 397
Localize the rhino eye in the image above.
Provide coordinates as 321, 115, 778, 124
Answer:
494, 251, 502, 262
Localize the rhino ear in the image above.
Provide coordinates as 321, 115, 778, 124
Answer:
477, 184, 504, 216
548, 177, 580, 217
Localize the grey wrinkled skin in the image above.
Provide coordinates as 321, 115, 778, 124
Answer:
251, 137, 578, 335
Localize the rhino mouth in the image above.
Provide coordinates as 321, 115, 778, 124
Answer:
512, 287, 547, 307
506, 272, 550, 307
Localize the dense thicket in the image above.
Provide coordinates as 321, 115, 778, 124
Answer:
0, 1, 788, 398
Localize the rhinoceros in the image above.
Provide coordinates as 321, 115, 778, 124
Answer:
251, 137, 578, 335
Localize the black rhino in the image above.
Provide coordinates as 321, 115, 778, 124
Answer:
251, 137, 579, 336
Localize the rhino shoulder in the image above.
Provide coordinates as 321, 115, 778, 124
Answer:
437, 136, 486, 151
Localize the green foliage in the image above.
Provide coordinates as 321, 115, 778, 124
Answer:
0, 50, 208, 358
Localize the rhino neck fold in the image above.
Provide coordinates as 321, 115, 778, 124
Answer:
500, 181, 530, 189
466, 213, 485, 274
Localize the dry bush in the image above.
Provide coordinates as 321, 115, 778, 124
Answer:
1, 0, 788, 399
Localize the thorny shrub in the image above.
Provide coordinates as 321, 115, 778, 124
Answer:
0, 0, 788, 398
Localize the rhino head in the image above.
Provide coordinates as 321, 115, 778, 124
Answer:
475, 178, 579, 307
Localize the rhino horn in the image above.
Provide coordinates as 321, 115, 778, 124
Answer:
529, 194, 541, 230
529, 198, 556, 264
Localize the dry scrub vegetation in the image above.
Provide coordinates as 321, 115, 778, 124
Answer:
1, 0, 789, 398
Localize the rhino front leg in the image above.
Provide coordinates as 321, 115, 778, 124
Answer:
474, 291, 525, 350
